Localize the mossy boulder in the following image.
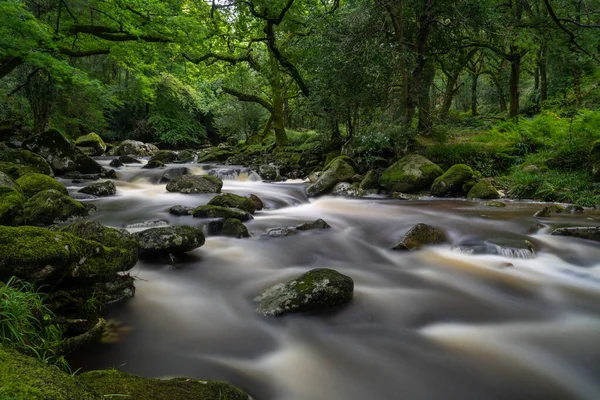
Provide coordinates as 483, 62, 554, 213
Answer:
453, 237, 535, 258
258, 164, 278, 181
0, 148, 54, 177
296, 218, 331, 230
221, 218, 250, 238
75, 133, 107, 156
23, 189, 90, 226
208, 193, 256, 213
176, 150, 196, 163
430, 164, 476, 197
169, 205, 193, 216
0, 186, 26, 226
256, 268, 354, 316
0, 170, 18, 190
133, 226, 205, 258
249, 193, 264, 211
79, 181, 117, 197
198, 149, 235, 163
160, 167, 191, 183
23, 129, 103, 175
142, 160, 165, 169
392, 223, 447, 251
0, 225, 137, 283
149, 150, 177, 164
0, 344, 100, 400
166, 175, 223, 194
467, 180, 500, 199
118, 155, 142, 164
331, 182, 364, 197
551, 226, 600, 242
359, 169, 381, 192
61, 220, 138, 270
77, 370, 249, 400
114, 140, 159, 157
306, 157, 356, 197
379, 155, 443, 193
192, 205, 252, 221
16, 173, 68, 198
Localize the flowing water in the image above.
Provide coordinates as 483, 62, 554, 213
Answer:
68, 159, 600, 400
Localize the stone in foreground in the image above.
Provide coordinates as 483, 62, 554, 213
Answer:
133, 226, 205, 258
256, 268, 354, 316
392, 223, 447, 251
23, 189, 90, 226
166, 175, 223, 194
208, 192, 257, 213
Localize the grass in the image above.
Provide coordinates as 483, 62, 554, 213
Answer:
0, 276, 68, 370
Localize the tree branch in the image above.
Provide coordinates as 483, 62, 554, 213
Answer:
69, 25, 170, 42
222, 87, 273, 112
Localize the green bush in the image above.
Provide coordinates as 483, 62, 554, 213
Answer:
0, 277, 66, 369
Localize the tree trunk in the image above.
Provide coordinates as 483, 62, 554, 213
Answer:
471, 72, 479, 116
539, 41, 548, 103
26, 69, 54, 134
272, 94, 287, 147
440, 73, 459, 118
418, 60, 435, 134
509, 49, 521, 118
573, 66, 582, 107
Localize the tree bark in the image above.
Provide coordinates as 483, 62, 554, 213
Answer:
508, 47, 521, 118
471, 72, 479, 116
418, 60, 435, 134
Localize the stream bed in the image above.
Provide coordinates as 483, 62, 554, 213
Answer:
69, 159, 600, 400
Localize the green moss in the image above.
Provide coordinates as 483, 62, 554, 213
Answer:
192, 205, 252, 221
208, 193, 256, 213
430, 164, 475, 196
0, 344, 100, 400
78, 370, 249, 400
75, 133, 106, 155
197, 149, 234, 163
0, 186, 26, 226
467, 180, 500, 199
221, 218, 250, 238
0, 149, 54, 177
306, 158, 355, 197
379, 155, 443, 193
149, 150, 177, 164
359, 170, 380, 191
23, 189, 89, 226
16, 173, 68, 198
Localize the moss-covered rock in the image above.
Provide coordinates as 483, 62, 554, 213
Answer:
198, 149, 235, 163
176, 150, 196, 163
296, 219, 331, 230
133, 226, 205, 258
166, 175, 223, 194
221, 218, 250, 238
486, 200, 506, 207
430, 164, 476, 197
169, 205, 193, 216
61, 220, 138, 270
379, 155, 443, 193
392, 223, 447, 251
192, 205, 252, 221
114, 140, 159, 157
160, 167, 191, 183
16, 173, 68, 198
23, 129, 103, 175
466, 180, 500, 199
142, 159, 165, 169
0, 186, 25, 226
118, 155, 142, 164
249, 193, 264, 211
0, 170, 18, 189
75, 133, 107, 156
0, 344, 100, 400
331, 182, 364, 197
0, 225, 136, 283
78, 181, 117, 197
208, 193, 256, 213
149, 150, 177, 164
0, 148, 54, 177
306, 157, 355, 197
359, 169, 381, 192
551, 226, 600, 242
256, 268, 354, 316
258, 164, 278, 181
23, 189, 90, 226
77, 370, 249, 400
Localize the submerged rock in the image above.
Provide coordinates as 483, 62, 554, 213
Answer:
379, 155, 443, 193
296, 219, 331, 231
453, 237, 535, 259
551, 226, 600, 243
534, 204, 566, 217
392, 223, 447, 251
78, 370, 249, 400
15, 173, 67, 198
133, 226, 205, 258
221, 218, 250, 238
192, 205, 252, 221
263, 227, 298, 237
166, 175, 223, 194
142, 160, 165, 169
486, 200, 506, 207
23, 129, 103, 175
23, 189, 90, 226
169, 205, 193, 216
431, 164, 476, 197
75, 133, 106, 156
256, 268, 354, 316
208, 193, 256, 213
79, 181, 117, 197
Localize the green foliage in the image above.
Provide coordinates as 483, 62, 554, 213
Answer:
0, 277, 66, 369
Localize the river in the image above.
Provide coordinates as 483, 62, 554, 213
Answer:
67, 159, 600, 400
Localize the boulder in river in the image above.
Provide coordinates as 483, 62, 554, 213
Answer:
379, 154, 443, 193
258, 164, 278, 181
15, 173, 67, 198
118, 155, 142, 164
296, 219, 331, 231
126, 219, 169, 229
169, 205, 193, 216
534, 204, 566, 217
160, 167, 191, 183
0, 148, 54, 178
221, 218, 250, 238
263, 227, 298, 237
392, 223, 447, 251
486, 200, 506, 207
133, 226, 205, 258
467, 180, 500, 199
359, 169, 381, 192
23, 189, 90, 226
148, 150, 177, 164
431, 164, 476, 197
208, 193, 256, 213
249, 193, 264, 211
109, 158, 124, 168
192, 205, 252, 221
256, 268, 354, 316
331, 182, 364, 197
75, 133, 107, 156
113, 140, 159, 157
142, 160, 165, 169
306, 156, 356, 197
166, 175, 223, 194
23, 129, 103, 175
79, 181, 117, 197
551, 226, 600, 243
